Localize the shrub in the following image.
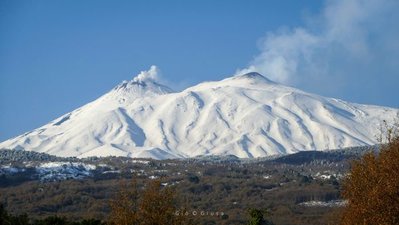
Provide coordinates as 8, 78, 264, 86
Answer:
340, 132, 399, 224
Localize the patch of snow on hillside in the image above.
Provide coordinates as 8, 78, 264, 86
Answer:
299, 200, 348, 207
36, 162, 96, 181
0, 165, 25, 174
131, 160, 151, 164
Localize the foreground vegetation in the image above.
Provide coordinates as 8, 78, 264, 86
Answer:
0, 147, 364, 225
341, 127, 399, 224
1, 128, 398, 224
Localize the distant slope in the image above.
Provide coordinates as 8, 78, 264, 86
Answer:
1, 69, 398, 159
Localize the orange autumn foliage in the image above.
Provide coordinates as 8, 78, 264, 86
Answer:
109, 179, 186, 225
341, 131, 399, 225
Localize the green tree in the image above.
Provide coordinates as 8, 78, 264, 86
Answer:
75, 219, 105, 225
0, 204, 30, 225
247, 208, 273, 225
0, 204, 11, 225
33, 216, 69, 225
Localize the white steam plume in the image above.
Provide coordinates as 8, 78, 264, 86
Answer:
133, 65, 160, 82
237, 0, 399, 91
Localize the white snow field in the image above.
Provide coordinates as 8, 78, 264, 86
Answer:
1, 69, 398, 159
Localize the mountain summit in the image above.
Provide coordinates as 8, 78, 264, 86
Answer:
1, 67, 398, 159
233, 72, 274, 82
107, 66, 173, 103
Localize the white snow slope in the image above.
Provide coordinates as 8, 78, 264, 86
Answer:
1, 70, 398, 159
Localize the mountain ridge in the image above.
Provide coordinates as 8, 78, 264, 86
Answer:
1, 68, 398, 159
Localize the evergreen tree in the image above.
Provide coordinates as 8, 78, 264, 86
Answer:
0, 204, 10, 225
247, 208, 273, 225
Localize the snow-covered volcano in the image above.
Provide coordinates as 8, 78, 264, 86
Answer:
1, 67, 398, 159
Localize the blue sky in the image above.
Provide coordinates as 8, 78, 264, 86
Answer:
0, 0, 398, 141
